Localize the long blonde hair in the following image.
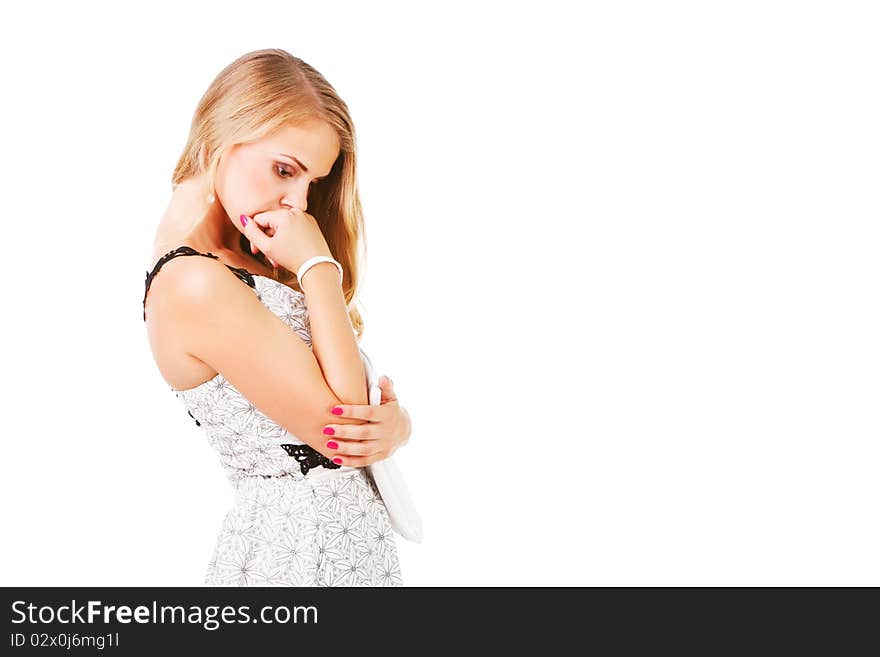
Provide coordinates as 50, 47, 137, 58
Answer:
171, 48, 367, 340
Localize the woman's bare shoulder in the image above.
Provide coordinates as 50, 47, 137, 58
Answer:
148, 251, 255, 311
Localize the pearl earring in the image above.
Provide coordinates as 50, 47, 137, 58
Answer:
206, 193, 215, 204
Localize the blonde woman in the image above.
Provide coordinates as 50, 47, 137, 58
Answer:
142, 49, 412, 586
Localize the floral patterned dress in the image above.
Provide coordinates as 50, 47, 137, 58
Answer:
143, 246, 402, 586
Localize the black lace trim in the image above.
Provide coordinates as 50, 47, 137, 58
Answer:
279, 443, 342, 475
143, 246, 257, 321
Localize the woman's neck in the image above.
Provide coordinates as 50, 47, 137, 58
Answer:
156, 180, 240, 255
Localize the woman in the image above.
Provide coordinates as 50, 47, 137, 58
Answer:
142, 49, 412, 586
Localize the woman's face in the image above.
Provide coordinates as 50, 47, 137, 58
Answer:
215, 119, 340, 221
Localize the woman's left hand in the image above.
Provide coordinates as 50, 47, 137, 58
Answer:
322, 375, 412, 467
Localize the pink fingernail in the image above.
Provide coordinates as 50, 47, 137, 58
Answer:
323, 427, 335, 435
332, 457, 343, 464
331, 407, 343, 415
239, 214, 248, 226
326, 441, 338, 450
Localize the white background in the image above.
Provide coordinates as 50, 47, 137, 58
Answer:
1, 0, 878, 586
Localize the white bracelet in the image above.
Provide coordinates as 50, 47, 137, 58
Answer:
297, 256, 343, 287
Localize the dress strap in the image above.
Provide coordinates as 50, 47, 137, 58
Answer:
143, 246, 256, 321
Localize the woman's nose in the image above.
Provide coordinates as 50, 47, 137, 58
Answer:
282, 195, 306, 214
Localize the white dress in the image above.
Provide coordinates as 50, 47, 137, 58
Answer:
143, 246, 403, 586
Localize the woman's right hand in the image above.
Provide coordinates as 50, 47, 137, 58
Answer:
239, 207, 332, 273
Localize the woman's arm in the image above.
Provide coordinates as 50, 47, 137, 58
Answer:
300, 262, 368, 405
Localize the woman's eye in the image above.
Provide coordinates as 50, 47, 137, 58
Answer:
275, 164, 322, 185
